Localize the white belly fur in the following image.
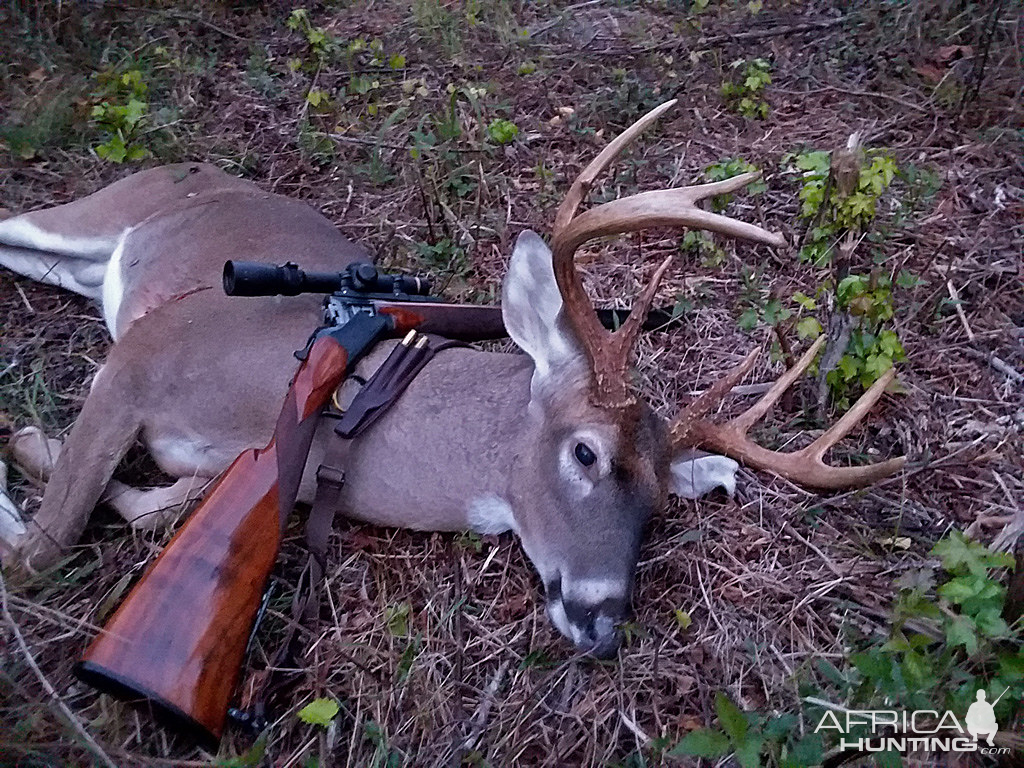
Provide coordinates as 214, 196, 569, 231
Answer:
101, 228, 131, 339
0, 218, 119, 299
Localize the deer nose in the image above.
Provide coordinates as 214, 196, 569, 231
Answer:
562, 596, 628, 658
544, 576, 630, 658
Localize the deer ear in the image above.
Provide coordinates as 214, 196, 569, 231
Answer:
503, 230, 584, 387
668, 449, 738, 499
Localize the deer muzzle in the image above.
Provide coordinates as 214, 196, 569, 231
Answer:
545, 575, 630, 659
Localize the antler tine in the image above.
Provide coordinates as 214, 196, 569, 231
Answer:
683, 172, 769, 203
554, 99, 678, 234
550, 98, 786, 409
617, 253, 675, 351
670, 348, 760, 446
670, 342, 906, 490
551, 100, 682, 408
559, 186, 787, 252
731, 336, 825, 433
803, 367, 897, 461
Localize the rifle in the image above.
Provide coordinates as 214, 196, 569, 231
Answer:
75, 261, 679, 747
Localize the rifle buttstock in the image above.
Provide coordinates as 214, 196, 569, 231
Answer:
76, 448, 281, 747
75, 335, 354, 747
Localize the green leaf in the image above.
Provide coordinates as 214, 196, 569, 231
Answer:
837, 355, 860, 381
781, 733, 824, 768
735, 735, 763, 768
125, 145, 150, 162
715, 692, 748, 743
837, 274, 868, 305
900, 650, 932, 686
814, 658, 849, 688
672, 296, 694, 318
762, 298, 790, 325
791, 291, 816, 310
674, 609, 692, 630
287, 9, 307, 30
938, 576, 978, 603
896, 269, 927, 289
975, 608, 1010, 638
762, 714, 797, 741
96, 134, 127, 163
851, 649, 893, 682
306, 89, 329, 107
668, 729, 730, 758
396, 635, 421, 682
998, 649, 1024, 679
298, 698, 339, 727
945, 614, 979, 655
864, 353, 893, 379
878, 330, 902, 357
795, 150, 830, 174
486, 118, 519, 145
124, 98, 148, 127
796, 317, 822, 339
738, 308, 759, 330
933, 532, 1014, 576
386, 602, 411, 636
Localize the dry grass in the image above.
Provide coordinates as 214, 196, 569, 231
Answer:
1, 1, 1022, 766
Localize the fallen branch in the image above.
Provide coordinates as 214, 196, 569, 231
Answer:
641, 16, 847, 52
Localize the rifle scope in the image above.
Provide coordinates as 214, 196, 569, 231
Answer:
223, 261, 431, 298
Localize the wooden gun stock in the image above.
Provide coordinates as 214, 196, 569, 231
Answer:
75, 313, 392, 748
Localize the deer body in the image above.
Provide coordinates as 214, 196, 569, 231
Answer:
2, 165, 544, 528
0, 103, 904, 658
2, 163, 681, 654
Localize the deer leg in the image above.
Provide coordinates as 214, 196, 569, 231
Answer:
0, 458, 28, 558
14, 363, 143, 571
10, 425, 206, 532
0, 428, 57, 558
102, 477, 208, 530
9, 426, 63, 484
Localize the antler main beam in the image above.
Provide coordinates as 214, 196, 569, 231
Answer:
550, 99, 787, 409
670, 337, 906, 489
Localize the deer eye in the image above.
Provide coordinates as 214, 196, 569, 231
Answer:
574, 442, 597, 467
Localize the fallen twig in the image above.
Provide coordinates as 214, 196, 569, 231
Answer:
960, 346, 1024, 385
946, 279, 975, 342
0, 569, 118, 768
461, 659, 510, 752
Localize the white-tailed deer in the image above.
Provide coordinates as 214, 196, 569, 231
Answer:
0, 101, 904, 657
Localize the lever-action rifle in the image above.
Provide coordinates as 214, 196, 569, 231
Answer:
75, 260, 678, 747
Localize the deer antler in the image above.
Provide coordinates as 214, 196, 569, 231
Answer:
551, 99, 787, 408
670, 336, 906, 489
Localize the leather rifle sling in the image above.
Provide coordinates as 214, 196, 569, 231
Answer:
236, 333, 462, 727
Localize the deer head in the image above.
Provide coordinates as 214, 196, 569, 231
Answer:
496, 101, 903, 657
